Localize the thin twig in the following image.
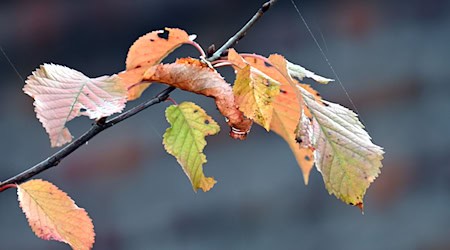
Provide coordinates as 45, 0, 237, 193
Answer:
0, 0, 277, 190
208, 0, 278, 61
0, 87, 173, 187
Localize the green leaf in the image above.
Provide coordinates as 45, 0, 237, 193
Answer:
163, 102, 220, 192
232, 64, 280, 130
297, 86, 384, 206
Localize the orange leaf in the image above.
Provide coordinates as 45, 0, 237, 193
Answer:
120, 28, 195, 100
118, 67, 150, 101
242, 53, 320, 184
143, 58, 252, 140
17, 179, 95, 250
227, 48, 248, 69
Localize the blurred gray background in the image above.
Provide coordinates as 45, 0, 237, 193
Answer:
1, 0, 450, 249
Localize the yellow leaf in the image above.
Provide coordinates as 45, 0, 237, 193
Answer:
198, 177, 217, 192
163, 102, 220, 192
232, 64, 280, 130
17, 179, 95, 250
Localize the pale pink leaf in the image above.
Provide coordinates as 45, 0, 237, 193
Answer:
24, 64, 127, 147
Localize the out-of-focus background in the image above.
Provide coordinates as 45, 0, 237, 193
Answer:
1, 0, 450, 249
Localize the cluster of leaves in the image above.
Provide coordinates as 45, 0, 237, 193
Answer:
10, 28, 383, 249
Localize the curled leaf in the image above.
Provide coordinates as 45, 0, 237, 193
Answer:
24, 64, 127, 147
118, 67, 151, 101
296, 108, 314, 149
17, 179, 95, 250
163, 102, 220, 192
287, 61, 334, 84
143, 58, 252, 139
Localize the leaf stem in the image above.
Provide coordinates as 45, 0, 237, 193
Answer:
0, 184, 17, 192
187, 41, 207, 58
166, 97, 178, 105
0, 0, 278, 189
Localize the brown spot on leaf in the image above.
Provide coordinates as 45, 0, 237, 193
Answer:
304, 155, 311, 161
157, 29, 170, 40
264, 61, 273, 67
204, 120, 210, 125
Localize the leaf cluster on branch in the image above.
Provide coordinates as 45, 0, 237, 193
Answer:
0, 1, 383, 249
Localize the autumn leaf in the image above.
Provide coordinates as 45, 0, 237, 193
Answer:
120, 28, 196, 100
125, 28, 195, 70
24, 64, 127, 147
226, 48, 248, 69
117, 67, 151, 101
287, 60, 334, 84
17, 179, 95, 250
143, 58, 252, 140
232, 64, 280, 130
235, 51, 383, 205
297, 86, 384, 206
270, 83, 315, 184
242, 53, 316, 184
296, 108, 314, 148
163, 102, 220, 192
227, 49, 282, 131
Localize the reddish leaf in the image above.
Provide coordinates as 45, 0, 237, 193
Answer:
142, 58, 253, 140
17, 179, 95, 250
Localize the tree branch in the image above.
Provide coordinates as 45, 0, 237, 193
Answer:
0, 0, 277, 190
209, 0, 277, 61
